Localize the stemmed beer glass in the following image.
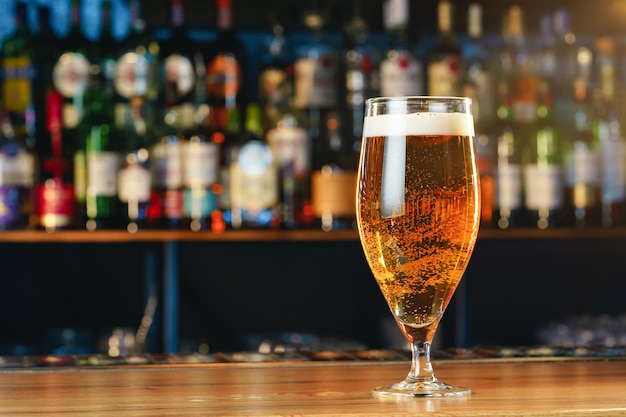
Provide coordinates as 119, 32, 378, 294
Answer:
356, 96, 480, 397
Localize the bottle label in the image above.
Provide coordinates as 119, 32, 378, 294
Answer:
380, 51, 422, 97
230, 142, 278, 212
164, 189, 184, 219
294, 53, 337, 109
312, 169, 357, 217
266, 125, 309, 176
118, 163, 151, 202
564, 148, 601, 186
163, 53, 195, 98
183, 141, 219, 186
259, 67, 291, 109
115, 52, 150, 98
0, 185, 30, 226
74, 151, 86, 202
36, 180, 75, 229
2, 56, 34, 113
184, 187, 217, 219
152, 141, 183, 188
427, 56, 461, 96
495, 164, 522, 209
346, 51, 379, 108
524, 164, 563, 210
0, 148, 34, 186
52, 52, 90, 98
87, 152, 121, 196
600, 135, 626, 202
206, 54, 243, 99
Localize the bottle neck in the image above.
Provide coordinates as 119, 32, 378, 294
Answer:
217, 0, 233, 32
171, 0, 184, 28
467, 4, 482, 40
70, 1, 81, 31
437, 1, 453, 37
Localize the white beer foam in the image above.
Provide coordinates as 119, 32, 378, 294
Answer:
363, 112, 475, 137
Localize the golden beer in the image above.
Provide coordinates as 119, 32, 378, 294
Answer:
356, 99, 480, 397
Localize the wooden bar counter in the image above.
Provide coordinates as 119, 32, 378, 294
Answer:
0, 357, 625, 416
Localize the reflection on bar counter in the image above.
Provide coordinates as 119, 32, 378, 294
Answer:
1, 0, 626, 231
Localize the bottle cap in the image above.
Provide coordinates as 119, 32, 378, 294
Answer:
468, 4, 482, 38
383, 0, 408, 30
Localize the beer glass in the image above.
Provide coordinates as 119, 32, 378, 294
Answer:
356, 96, 480, 397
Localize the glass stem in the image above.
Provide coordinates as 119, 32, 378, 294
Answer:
407, 339, 437, 383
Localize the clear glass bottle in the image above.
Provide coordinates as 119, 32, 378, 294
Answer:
562, 77, 602, 228
265, 111, 310, 229
117, 97, 153, 232
494, 83, 523, 229
181, 130, 221, 232
524, 81, 565, 229
229, 103, 278, 229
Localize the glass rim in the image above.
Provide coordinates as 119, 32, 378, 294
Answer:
365, 96, 472, 105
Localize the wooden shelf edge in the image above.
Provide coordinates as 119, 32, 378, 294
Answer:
0, 229, 360, 243
2, 227, 626, 243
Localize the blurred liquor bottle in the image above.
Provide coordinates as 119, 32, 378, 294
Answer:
427, 0, 462, 96
51, 0, 91, 160
343, 1, 380, 156
552, 8, 582, 130
230, 103, 279, 229
562, 74, 602, 229
32, 5, 61, 157
180, 129, 221, 232
493, 82, 523, 229
379, 0, 422, 97
159, 0, 197, 135
74, 0, 121, 230
523, 80, 565, 229
593, 37, 626, 228
114, 0, 160, 132
505, 6, 538, 131
293, 2, 339, 228
205, 0, 246, 135
311, 111, 356, 231
258, 19, 293, 132
155, 0, 197, 229
463, 3, 496, 228
117, 96, 153, 232
2, 1, 36, 149
204, 0, 247, 230
75, 68, 121, 231
35, 91, 75, 231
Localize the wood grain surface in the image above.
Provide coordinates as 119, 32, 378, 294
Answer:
0, 358, 625, 416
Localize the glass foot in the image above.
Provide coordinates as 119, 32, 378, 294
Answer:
373, 378, 471, 398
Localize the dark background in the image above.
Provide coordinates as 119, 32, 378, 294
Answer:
2, 0, 626, 354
